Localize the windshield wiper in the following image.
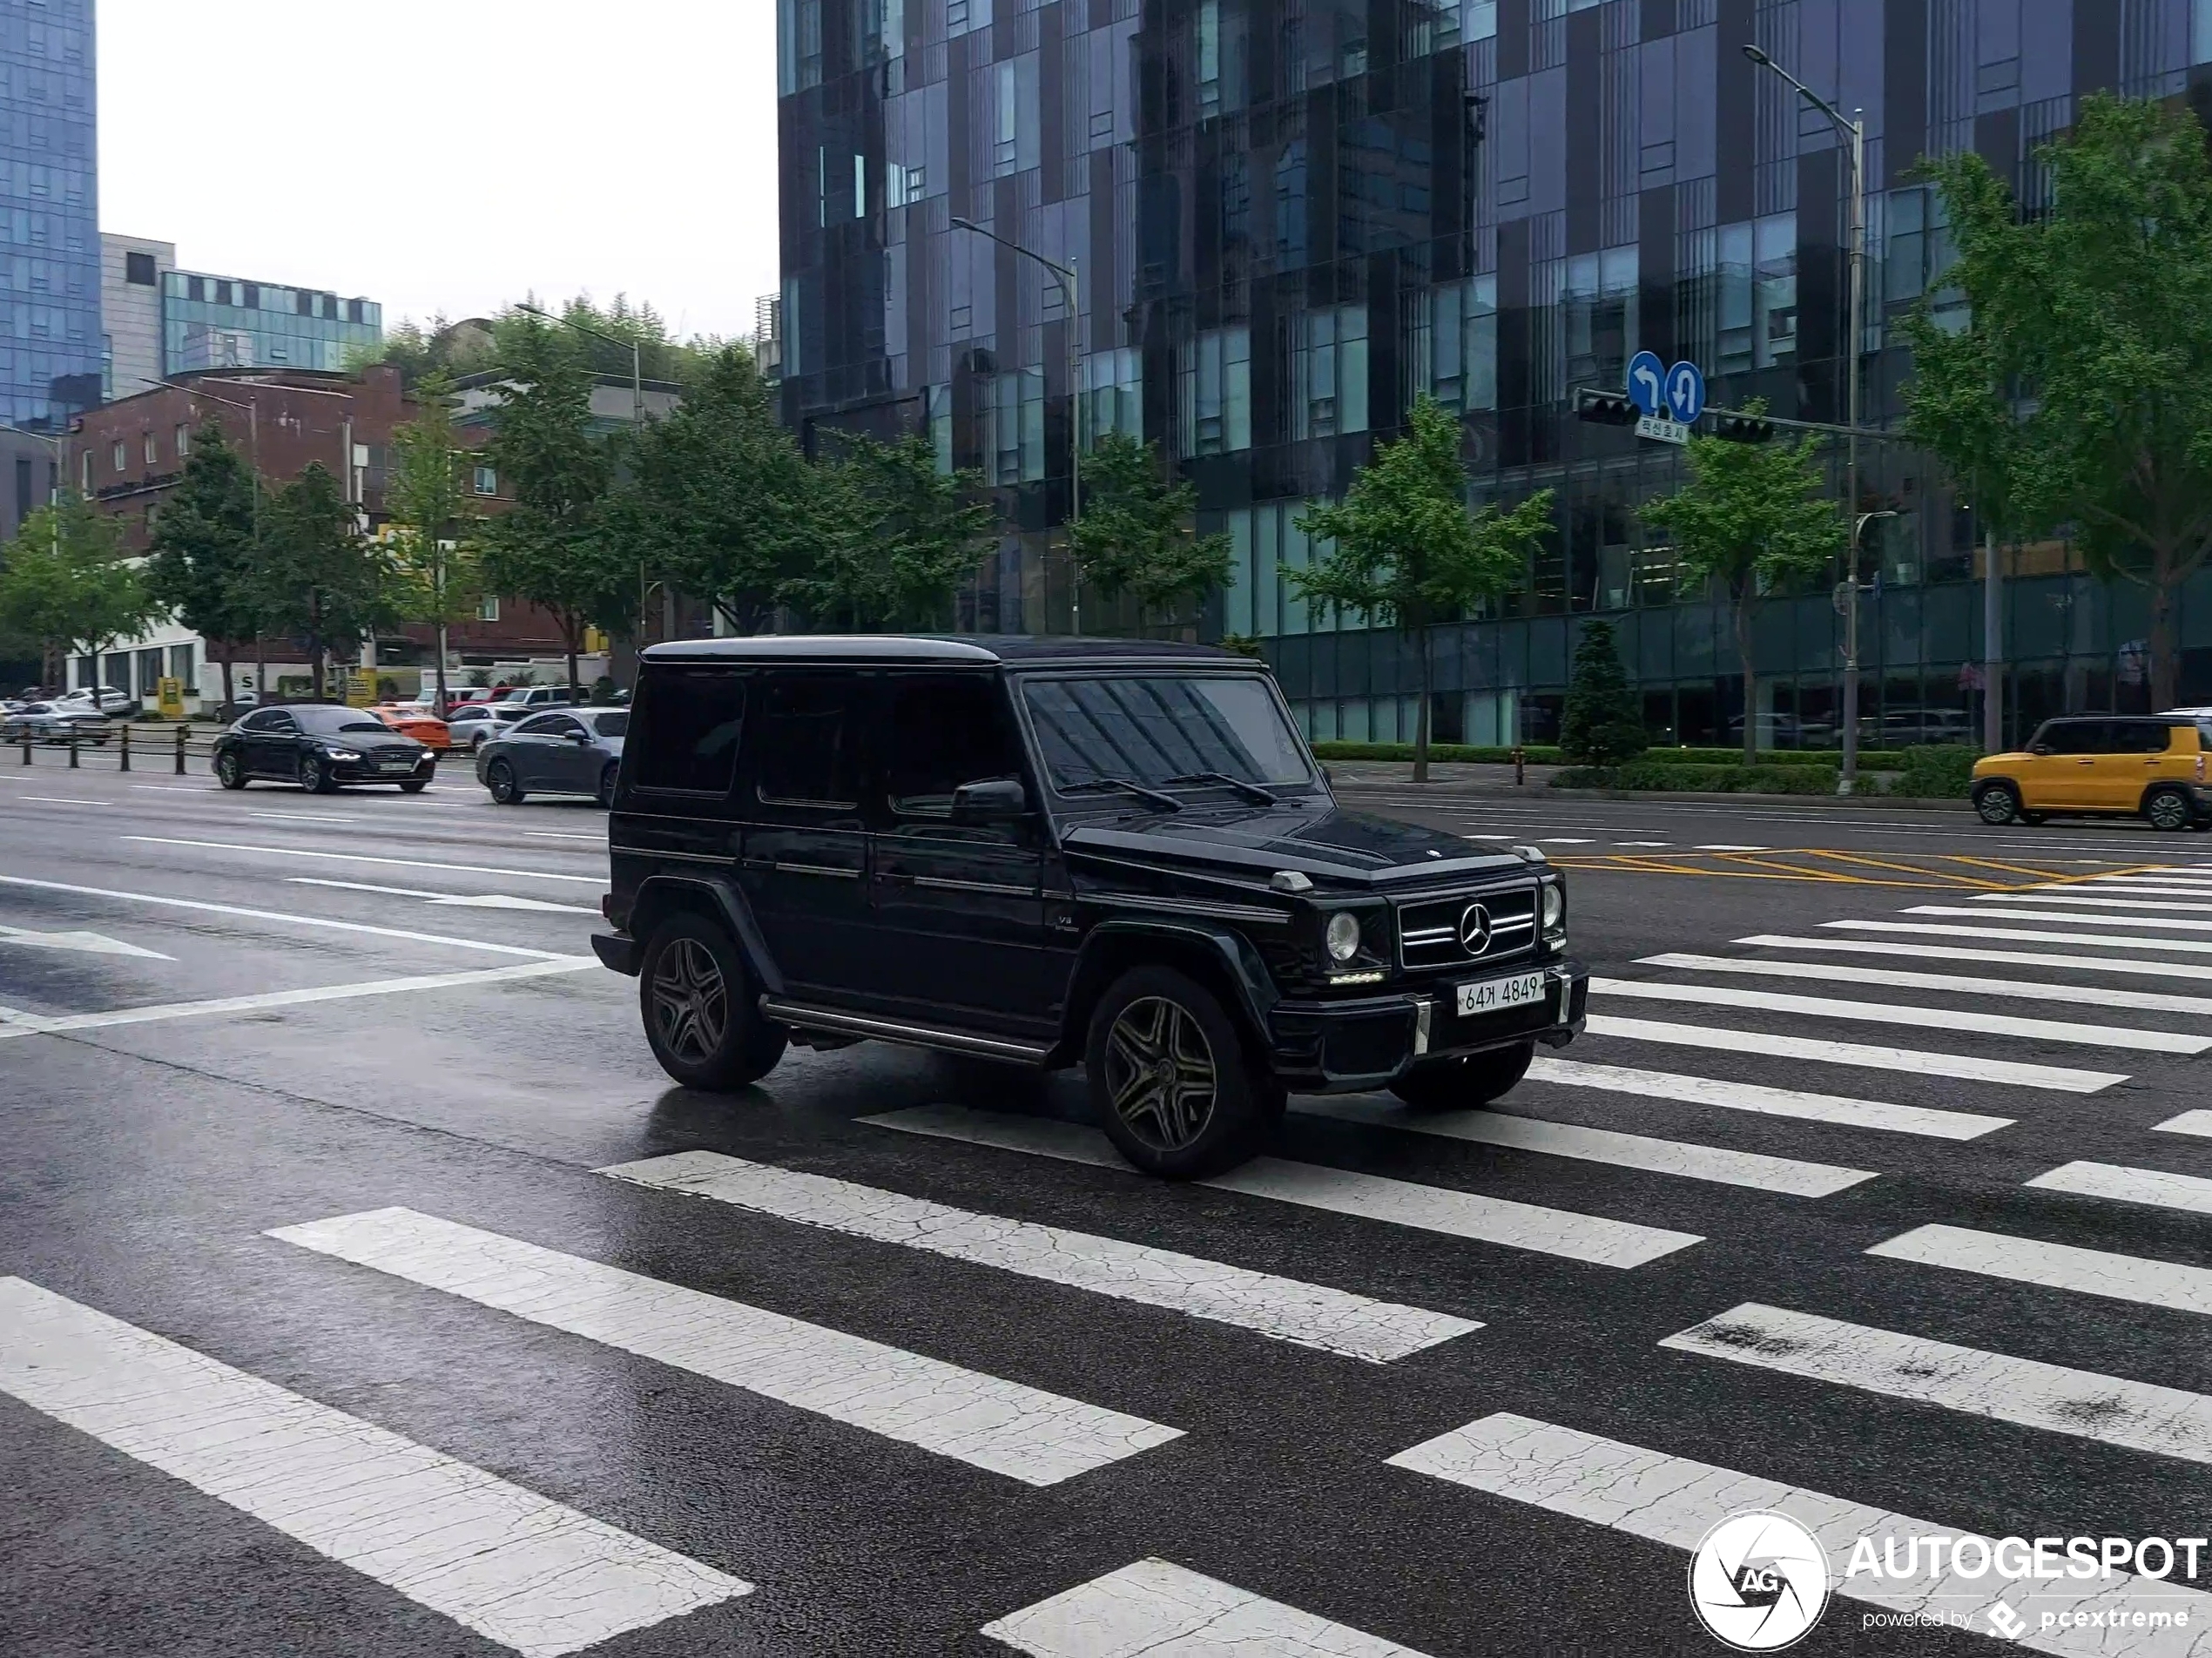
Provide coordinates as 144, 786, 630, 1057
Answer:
1161, 771, 1278, 805
1060, 776, 1182, 812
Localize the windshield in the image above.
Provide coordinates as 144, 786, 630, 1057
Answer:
1022, 673, 1314, 792
294, 708, 389, 736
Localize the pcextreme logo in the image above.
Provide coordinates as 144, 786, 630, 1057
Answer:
1688, 1512, 1832, 1651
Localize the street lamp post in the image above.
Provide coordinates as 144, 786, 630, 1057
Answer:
950, 217, 1084, 634
1743, 44, 1866, 793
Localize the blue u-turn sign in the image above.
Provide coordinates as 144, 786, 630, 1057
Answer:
1666, 360, 1707, 423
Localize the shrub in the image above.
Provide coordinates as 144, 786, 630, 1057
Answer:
1554, 761, 1840, 795
1560, 621, 1649, 767
1886, 744, 1980, 799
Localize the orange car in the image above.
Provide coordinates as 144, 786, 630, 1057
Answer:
369, 704, 452, 751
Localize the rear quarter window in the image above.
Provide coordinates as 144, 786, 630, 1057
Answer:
629, 668, 746, 797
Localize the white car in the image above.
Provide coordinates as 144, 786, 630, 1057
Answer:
57, 684, 137, 717
444, 702, 534, 751
1, 701, 113, 744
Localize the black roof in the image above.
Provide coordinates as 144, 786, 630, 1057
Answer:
641, 635, 1247, 667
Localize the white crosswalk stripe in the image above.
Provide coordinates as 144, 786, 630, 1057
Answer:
1662, 1302, 2212, 1466
2055, 884, 2212, 899
2156, 1109, 2212, 1138
1910, 902, 2212, 933
596, 1149, 1477, 1364
268, 1207, 1181, 1486
2026, 1160, 2212, 1217
1523, 1055, 2009, 1138
1829, 916, 2212, 956
1386, 1412, 2212, 1648
1596, 974, 2206, 1052
1741, 931, 2212, 984
1642, 949, 2212, 1017
981, 1559, 1433, 1657
860, 1105, 1703, 1267
1583, 1014, 2127, 1092
1294, 1097, 1875, 1196
1978, 892, 2212, 914
1867, 1224, 2212, 1318
0, 1277, 750, 1656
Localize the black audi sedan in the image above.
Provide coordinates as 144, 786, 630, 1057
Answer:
212, 704, 437, 793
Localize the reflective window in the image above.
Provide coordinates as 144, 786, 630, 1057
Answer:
753, 674, 860, 806
632, 667, 745, 795
1023, 674, 1315, 791
1291, 306, 1367, 440
886, 677, 1022, 815
1177, 327, 1251, 456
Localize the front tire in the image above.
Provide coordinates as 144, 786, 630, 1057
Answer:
1389, 1040, 1536, 1112
214, 751, 247, 790
1974, 781, 2023, 825
597, 760, 618, 809
2146, 785, 2195, 832
1088, 966, 1268, 1179
298, 753, 338, 794
638, 913, 787, 1089
486, 758, 523, 805
398, 778, 428, 793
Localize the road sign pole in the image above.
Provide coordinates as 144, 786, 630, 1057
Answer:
1839, 110, 1866, 796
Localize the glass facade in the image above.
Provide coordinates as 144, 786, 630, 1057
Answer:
0, 0, 98, 428
162, 271, 382, 375
780, 0, 2212, 747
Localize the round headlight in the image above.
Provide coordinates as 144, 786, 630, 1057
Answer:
1541, 884, 1565, 928
1325, 911, 1362, 963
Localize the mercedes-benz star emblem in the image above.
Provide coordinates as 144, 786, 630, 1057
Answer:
1458, 903, 1493, 954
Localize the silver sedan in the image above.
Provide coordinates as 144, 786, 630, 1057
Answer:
0, 701, 113, 745
475, 706, 627, 806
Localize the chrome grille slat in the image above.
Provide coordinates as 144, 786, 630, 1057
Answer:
1395, 882, 1539, 970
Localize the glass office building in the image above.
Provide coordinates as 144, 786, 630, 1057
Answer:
0, 0, 100, 429
779, 1, 2212, 748
162, 272, 381, 375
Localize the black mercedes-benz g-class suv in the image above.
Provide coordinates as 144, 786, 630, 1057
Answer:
590, 636, 1588, 1178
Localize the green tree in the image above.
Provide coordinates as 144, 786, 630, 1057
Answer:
1288, 395, 1553, 782
1905, 92, 2212, 711
610, 344, 821, 636
386, 372, 481, 711
480, 316, 631, 691
0, 490, 153, 691
1559, 619, 1648, 767
260, 463, 391, 702
786, 433, 995, 630
1641, 402, 1845, 762
145, 424, 263, 711
1069, 432, 1233, 635
492, 294, 724, 386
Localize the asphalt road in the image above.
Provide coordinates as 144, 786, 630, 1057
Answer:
5, 753, 2211, 1657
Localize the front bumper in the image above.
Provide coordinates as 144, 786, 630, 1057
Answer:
330, 754, 435, 784
1264, 960, 1589, 1091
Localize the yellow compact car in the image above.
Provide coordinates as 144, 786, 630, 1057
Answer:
1972, 715, 2212, 830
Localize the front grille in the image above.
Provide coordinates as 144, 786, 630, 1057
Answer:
1395, 883, 1538, 971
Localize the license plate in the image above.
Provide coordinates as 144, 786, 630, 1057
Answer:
1456, 971, 1548, 1018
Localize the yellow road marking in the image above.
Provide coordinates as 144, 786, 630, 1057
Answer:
1546, 846, 2159, 892
1790, 848, 2012, 888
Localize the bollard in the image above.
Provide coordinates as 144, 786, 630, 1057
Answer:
17, 736, 26, 765
175, 724, 187, 776
1513, 745, 1526, 786
69, 731, 78, 768
120, 724, 131, 773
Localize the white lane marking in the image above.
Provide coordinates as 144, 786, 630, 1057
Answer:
1908, 902, 2212, 933
598, 1150, 1474, 1364
1642, 950, 2212, 1019
1386, 1412, 2212, 1644
1613, 840, 1674, 847
1534, 838, 1595, 845
282, 876, 597, 915
524, 830, 605, 842
248, 811, 383, 826
0, 922, 172, 960
0, 873, 573, 960
1829, 916, 2212, 956
2156, 1110, 2212, 1138
287, 876, 442, 898
860, 1106, 1702, 1267
2026, 1160, 2212, 1217
127, 784, 206, 792
1663, 1301, 2212, 1466
121, 836, 604, 884
1741, 931, 2212, 984
1867, 1224, 2212, 1318
0, 1277, 748, 1655
19, 795, 105, 805
0, 960, 598, 1041
981, 1559, 1433, 1658
1693, 843, 1769, 851
270, 1207, 1178, 1486
1462, 833, 1514, 840
1583, 1014, 2126, 1093
1975, 891, 2212, 914
1523, 1056, 2009, 1139
1594, 975, 2202, 1053
1293, 1098, 1874, 1196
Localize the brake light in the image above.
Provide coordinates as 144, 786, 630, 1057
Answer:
2197, 751, 2204, 782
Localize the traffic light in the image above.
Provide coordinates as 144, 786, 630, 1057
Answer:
1709, 409, 1775, 443
1575, 388, 1639, 426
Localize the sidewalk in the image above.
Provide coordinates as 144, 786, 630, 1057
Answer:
1323, 759, 1970, 811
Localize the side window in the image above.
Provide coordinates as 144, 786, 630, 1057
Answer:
2042, 721, 2104, 755
754, 674, 863, 807
2118, 722, 2174, 754
886, 675, 1022, 816
542, 715, 586, 739
513, 714, 565, 737
631, 667, 746, 795
240, 710, 279, 732
266, 711, 297, 734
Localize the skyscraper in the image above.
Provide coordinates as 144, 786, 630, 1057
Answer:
0, 0, 100, 429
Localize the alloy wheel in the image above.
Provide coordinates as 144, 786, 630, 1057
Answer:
1103, 996, 1217, 1153
651, 938, 729, 1066
299, 756, 321, 791
2151, 792, 2190, 830
1976, 788, 2017, 825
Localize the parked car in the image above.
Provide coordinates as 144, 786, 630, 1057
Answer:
477, 707, 628, 807
1973, 715, 2212, 830
445, 702, 533, 751
0, 701, 112, 745
56, 684, 139, 718
589, 637, 1588, 1180
368, 704, 452, 751
496, 685, 586, 710
212, 704, 438, 793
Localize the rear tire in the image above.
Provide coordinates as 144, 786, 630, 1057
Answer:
486, 758, 523, 805
1973, 781, 2023, 826
1389, 1040, 1536, 1112
1087, 966, 1268, 1179
638, 913, 787, 1089
2146, 785, 2195, 832
214, 751, 247, 790
398, 778, 428, 794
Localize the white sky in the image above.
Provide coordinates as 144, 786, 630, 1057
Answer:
98, 0, 782, 343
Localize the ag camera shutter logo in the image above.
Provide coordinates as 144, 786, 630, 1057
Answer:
1689, 1512, 1831, 1650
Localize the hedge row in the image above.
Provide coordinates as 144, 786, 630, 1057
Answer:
1552, 762, 1844, 795
1309, 740, 1922, 767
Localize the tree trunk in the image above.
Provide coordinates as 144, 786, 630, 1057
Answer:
217, 650, 235, 715
2149, 558, 2179, 714
434, 621, 450, 716
1413, 628, 1433, 785
1735, 592, 1757, 765
564, 619, 582, 701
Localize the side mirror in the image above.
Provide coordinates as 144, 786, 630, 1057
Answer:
950, 777, 1029, 824
2031, 744, 2052, 757
565, 729, 593, 744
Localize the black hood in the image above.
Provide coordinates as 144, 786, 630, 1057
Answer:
1061, 801, 1532, 889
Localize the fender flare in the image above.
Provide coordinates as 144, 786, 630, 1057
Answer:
630, 873, 785, 995
1053, 918, 1278, 1065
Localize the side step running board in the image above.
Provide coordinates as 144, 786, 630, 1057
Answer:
759, 999, 1053, 1065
